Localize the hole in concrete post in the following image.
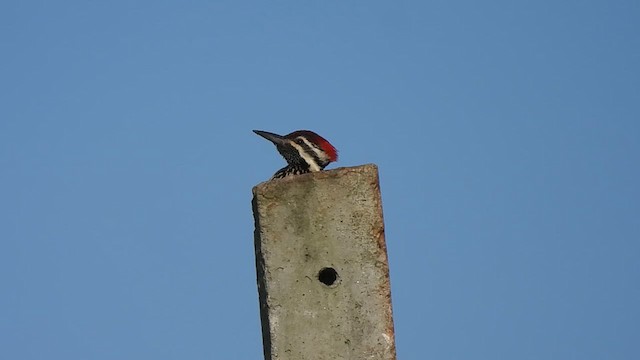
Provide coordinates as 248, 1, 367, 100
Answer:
318, 267, 339, 287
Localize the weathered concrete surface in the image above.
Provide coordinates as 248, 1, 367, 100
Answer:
252, 164, 396, 360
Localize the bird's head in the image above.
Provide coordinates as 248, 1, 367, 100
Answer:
253, 129, 338, 172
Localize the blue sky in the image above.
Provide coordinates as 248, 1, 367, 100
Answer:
2, 1, 639, 359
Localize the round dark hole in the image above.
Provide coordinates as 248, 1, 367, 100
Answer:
318, 267, 339, 286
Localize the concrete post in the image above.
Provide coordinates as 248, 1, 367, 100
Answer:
252, 164, 396, 360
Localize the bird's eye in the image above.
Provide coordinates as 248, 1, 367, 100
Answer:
295, 138, 305, 145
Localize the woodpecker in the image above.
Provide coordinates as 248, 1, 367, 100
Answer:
253, 129, 338, 179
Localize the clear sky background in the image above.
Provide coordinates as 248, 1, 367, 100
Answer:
2, 1, 639, 359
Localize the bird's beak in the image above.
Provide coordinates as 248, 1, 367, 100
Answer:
253, 130, 286, 145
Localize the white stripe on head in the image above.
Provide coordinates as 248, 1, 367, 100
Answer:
289, 141, 321, 172
299, 137, 330, 163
